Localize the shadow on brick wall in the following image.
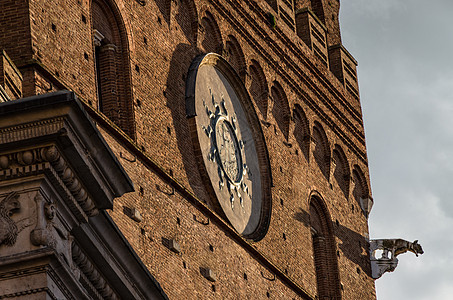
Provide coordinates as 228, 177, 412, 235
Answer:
155, 0, 171, 25
165, 43, 211, 204
293, 207, 372, 276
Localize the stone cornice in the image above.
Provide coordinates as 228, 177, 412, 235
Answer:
0, 91, 134, 206
72, 242, 119, 300
0, 92, 167, 300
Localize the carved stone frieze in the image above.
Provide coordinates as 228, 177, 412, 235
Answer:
0, 146, 98, 218
0, 287, 57, 300
0, 265, 47, 281
0, 191, 34, 247
0, 117, 65, 145
43, 146, 98, 216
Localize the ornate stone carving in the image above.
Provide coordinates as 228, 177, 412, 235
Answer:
31, 193, 54, 247
72, 242, 119, 300
186, 54, 271, 239
370, 238, 424, 279
202, 94, 250, 209
0, 192, 20, 246
0, 117, 65, 145
0, 91, 161, 299
0, 146, 98, 218
0, 192, 33, 247
43, 146, 98, 216
30, 192, 74, 270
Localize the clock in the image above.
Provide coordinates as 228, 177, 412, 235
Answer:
186, 53, 271, 239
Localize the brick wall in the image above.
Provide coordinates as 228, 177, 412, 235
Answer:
3, 0, 376, 298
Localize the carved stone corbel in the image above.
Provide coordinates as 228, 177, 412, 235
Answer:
30, 193, 48, 246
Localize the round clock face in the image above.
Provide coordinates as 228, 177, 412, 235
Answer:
186, 54, 271, 238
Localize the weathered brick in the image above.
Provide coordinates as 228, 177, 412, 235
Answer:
0, 0, 375, 299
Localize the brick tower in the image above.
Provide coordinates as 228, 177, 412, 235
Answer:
0, 0, 376, 299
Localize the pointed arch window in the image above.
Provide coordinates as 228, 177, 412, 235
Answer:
248, 60, 269, 119
92, 0, 135, 138
271, 81, 290, 140
309, 196, 341, 299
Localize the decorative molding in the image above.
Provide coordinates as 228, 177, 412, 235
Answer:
0, 265, 47, 280
72, 242, 119, 300
0, 287, 57, 300
0, 146, 98, 218
44, 146, 98, 217
0, 92, 164, 299
46, 265, 77, 300
0, 117, 65, 145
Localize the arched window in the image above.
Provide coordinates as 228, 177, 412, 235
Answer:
312, 122, 330, 180
309, 195, 341, 299
352, 165, 370, 216
271, 81, 290, 140
92, 0, 134, 137
332, 145, 350, 198
199, 11, 223, 54
293, 104, 310, 161
224, 35, 246, 81
248, 60, 269, 119
175, 0, 198, 45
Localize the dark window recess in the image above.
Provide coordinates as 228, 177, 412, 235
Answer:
310, 196, 342, 299
92, 0, 135, 138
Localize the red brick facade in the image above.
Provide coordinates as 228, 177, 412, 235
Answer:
0, 0, 376, 299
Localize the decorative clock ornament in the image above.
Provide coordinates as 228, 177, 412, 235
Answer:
186, 54, 271, 239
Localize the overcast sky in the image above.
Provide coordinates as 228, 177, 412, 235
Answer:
339, 1, 453, 299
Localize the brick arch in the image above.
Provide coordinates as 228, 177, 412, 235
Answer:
248, 60, 269, 119
224, 35, 246, 81
175, 0, 198, 45
309, 194, 342, 300
198, 10, 223, 54
332, 144, 350, 198
312, 121, 330, 180
293, 104, 310, 161
271, 81, 291, 140
352, 165, 370, 210
92, 0, 135, 138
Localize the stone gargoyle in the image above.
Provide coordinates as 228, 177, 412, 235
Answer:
369, 238, 424, 279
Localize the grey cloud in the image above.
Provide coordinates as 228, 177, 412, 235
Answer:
340, 0, 453, 299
